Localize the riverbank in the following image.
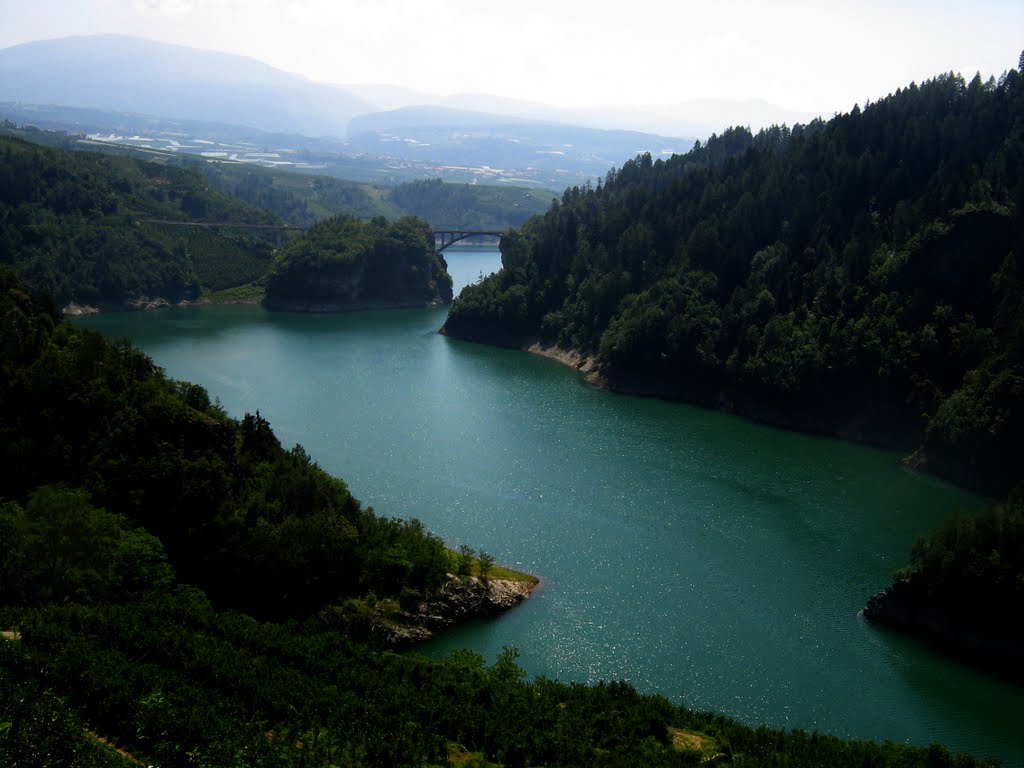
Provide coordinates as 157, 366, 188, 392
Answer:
61, 296, 212, 314
262, 296, 450, 313
517, 338, 922, 454
517, 336, 1016, 684
61, 293, 260, 315
63, 292, 449, 315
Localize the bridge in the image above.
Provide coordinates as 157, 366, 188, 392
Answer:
433, 230, 505, 253
138, 219, 505, 252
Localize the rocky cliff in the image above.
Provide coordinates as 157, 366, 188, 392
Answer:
376, 575, 538, 648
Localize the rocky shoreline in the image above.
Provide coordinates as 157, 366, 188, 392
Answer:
62, 296, 207, 315
467, 333, 1018, 678
373, 575, 539, 648
63, 295, 450, 316
515, 337, 921, 452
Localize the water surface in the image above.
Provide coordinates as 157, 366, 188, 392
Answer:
77, 250, 1024, 764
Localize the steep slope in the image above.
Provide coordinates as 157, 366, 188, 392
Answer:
0, 134, 279, 307
443, 71, 1024, 497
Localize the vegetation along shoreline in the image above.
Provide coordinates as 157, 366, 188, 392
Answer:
441, 67, 1024, 681
3, 42, 1023, 762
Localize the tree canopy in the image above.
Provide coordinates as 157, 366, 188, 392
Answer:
264, 214, 453, 310
0, 266, 449, 618
0, 265, 1006, 767
444, 71, 1024, 497
0, 135, 282, 306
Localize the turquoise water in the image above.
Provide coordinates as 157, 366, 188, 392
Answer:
77, 250, 1024, 764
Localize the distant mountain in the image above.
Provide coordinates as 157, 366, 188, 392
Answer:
344, 86, 819, 138
550, 99, 822, 139
348, 105, 535, 133
346, 105, 694, 183
0, 34, 811, 188
0, 35, 374, 137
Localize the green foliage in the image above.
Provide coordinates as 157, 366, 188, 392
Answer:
264, 214, 453, 308
0, 267, 448, 620
443, 71, 1024, 496
478, 551, 495, 584
0, 487, 173, 607
154, 226, 275, 291
907, 501, 1024, 625
0, 135, 281, 305
0, 651, 137, 767
386, 177, 549, 230
457, 544, 475, 577
0, 133, 542, 308
192, 162, 551, 229
0, 598, 1001, 768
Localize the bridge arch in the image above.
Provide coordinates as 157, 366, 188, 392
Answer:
433, 230, 505, 254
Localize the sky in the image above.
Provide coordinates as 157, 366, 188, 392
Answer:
1, 0, 1021, 116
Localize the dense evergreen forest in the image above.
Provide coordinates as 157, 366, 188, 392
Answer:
0, 269, 1004, 767
263, 214, 453, 310
444, 71, 1024, 494
0, 135, 282, 306
442, 68, 1024, 665
3, 60, 1022, 765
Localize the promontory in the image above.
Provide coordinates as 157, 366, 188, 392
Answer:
263, 214, 453, 311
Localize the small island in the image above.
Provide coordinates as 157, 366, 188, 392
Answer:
263, 214, 453, 311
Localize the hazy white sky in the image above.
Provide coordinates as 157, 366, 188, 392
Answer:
1, 0, 1021, 114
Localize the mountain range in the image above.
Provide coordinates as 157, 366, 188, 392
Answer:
0, 34, 817, 188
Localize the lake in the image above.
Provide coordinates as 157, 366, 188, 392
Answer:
76, 249, 1024, 765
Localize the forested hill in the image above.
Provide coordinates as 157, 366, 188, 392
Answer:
0, 134, 282, 307
3, 122, 553, 229
0, 268, 1005, 768
195, 163, 553, 229
443, 70, 1024, 497
0, 265, 454, 620
263, 214, 453, 311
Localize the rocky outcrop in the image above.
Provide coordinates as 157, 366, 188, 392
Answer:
62, 295, 201, 315
376, 575, 538, 648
